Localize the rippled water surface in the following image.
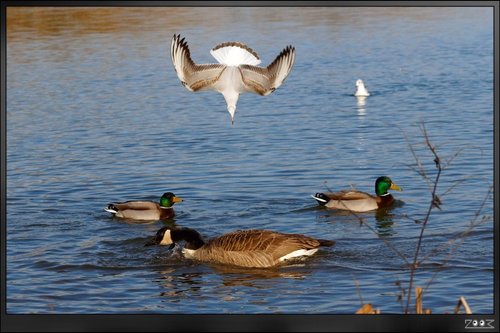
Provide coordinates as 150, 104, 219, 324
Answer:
6, 7, 494, 315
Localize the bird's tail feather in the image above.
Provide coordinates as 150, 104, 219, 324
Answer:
104, 204, 118, 214
210, 42, 261, 66
312, 193, 328, 205
318, 239, 335, 247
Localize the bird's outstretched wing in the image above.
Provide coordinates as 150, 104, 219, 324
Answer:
238, 45, 295, 96
171, 34, 226, 92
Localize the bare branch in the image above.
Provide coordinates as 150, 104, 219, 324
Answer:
442, 146, 467, 170
348, 210, 410, 266
323, 180, 333, 193
420, 186, 493, 289
439, 177, 469, 198
352, 276, 364, 306
401, 127, 428, 181
405, 123, 443, 313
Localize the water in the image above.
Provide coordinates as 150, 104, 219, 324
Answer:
5, 7, 494, 315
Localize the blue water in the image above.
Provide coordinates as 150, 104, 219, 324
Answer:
5, 7, 494, 314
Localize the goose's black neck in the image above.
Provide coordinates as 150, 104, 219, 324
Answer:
172, 227, 205, 250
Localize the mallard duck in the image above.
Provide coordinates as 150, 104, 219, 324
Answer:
312, 176, 402, 212
171, 34, 296, 124
354, 79, 370, 97
145, 226, 335, 268
104, 192, 183, 221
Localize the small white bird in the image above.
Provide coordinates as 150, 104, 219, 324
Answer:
171, 34, 296, 124
354, 79, 370, 97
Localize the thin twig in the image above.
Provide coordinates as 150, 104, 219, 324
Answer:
401, 127, 428, 181
420, 186, 493, 290
405, 123, 442, 313
439, 177, 469, 197
348, 210, 410, 266
419, 211, 491, 268
323, 180, 333, 193
352, 276, 364, 306
394, 278, 406, 313
442, 146, 467, 170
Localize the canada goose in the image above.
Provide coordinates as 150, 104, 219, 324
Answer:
312, 176, 402, 212
104, 192, 183, 221
145, 226, 334, 268
171, 34, 296, 124
354, 79, 370, 97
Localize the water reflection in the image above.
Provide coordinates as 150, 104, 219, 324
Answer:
8, 7, 467, 42
374, 200, 405, 236
354, 95, 368, 156
374, 209, 396, 237
154, 262, 312, 305
315, 204, 401, 237
212, 263, 310, 288
156, 267, 204, 300
356, 96, 367, 116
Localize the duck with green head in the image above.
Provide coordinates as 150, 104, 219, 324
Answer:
104, 192, 183, 221
312, 176, 402, 212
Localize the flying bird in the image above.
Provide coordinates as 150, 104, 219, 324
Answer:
170, 34, 296, 124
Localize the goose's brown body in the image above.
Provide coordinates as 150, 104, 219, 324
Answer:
147, 227, 334, 268
185, 229, 333, 268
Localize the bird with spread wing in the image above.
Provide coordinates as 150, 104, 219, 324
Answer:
170, 34, 296, 124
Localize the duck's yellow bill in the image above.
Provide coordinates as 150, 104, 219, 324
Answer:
390, 183, 402, 191
173, 196, 183, 203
